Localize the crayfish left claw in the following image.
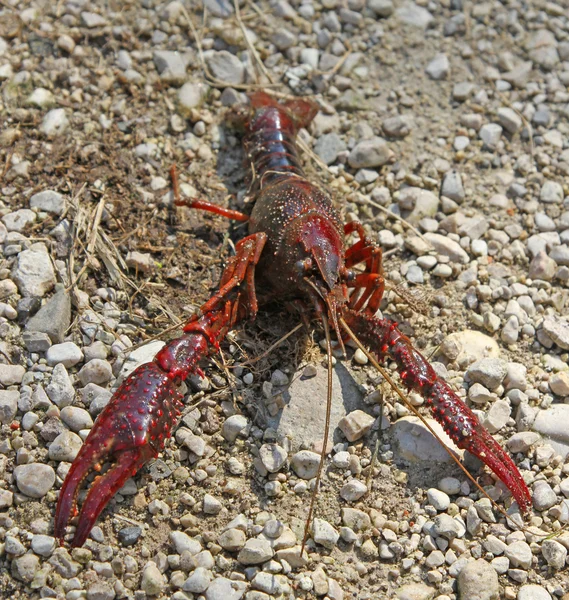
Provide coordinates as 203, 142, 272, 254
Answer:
458, 422, 532, 515
55, 362, 184, 546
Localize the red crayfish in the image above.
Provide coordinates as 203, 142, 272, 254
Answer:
55, 91, 532, 548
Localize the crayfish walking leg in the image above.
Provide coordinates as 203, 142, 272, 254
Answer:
55, 233, 266, 547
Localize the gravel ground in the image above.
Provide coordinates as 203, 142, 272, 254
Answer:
1, 0, 569, 599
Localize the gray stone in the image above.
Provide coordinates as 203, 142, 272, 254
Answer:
271, 29, 296, 50
48, 431, 83, 462
14, 463, 55, 497
222, 414, 249, 442
46, 342, 84, 367
46, 363, 75, 407
423, 233, 469, 264
26, 287, 72, 343
267, 363, 362, 451
12, 244, 56, 297
178, 82, 209, 115
259, 443, 287, 473
502, 61, 533, 88
170, 531, 202, 555
541, 316, 569, 350
314, 133, 346, 165
457, 559, 499, 600
290, 450, 320, 479
497, 107, 522, 134
504, 540, 532, 569
0, 390, 18, 423
517, 585, 552, 600
2, 209, 36, 232
0, 364, 25, 386
30, 190, 65, 214
368, 0, 394, 17
11, 553, 40, 583
398, 187, 439, 224
80, 11, 107, 27
432, 514, 465, 540
218, 528, 246, 551
541, 539, 567, 569
205, 577, 247, 600
31, 534, 56, 557
205, 51, 245, 85
348, 137, 393, 169
153, 50, 191, 85
393, 416, 459, 463
427, 488, 450, 511
452, 82, 475, 101
237, 539, 274, 565
540, 180, 564, 204
425, 53, 449, 80
203, 493, 222, 515
532, 481, 557, 511
395, 2, 433, 28
382, 115, 412, 138
183, 567, 211, 593
141, 562, 165, 596
479, 124, 503, 149
312, 518, 339, 549
507, 432, 540, 453
340, 479, 367, 501
41, 108, 69, 136
466, 358, 507, 390
441, 171, 465, 203
77, 359, 113, 386
529, 250, 557, 281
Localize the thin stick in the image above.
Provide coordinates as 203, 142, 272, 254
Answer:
234, 0, 275, 85
301, 313, 333, 556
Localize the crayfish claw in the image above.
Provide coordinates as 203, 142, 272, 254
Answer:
67, 447, 154, 547
461, 422, 532, 515
55, 362, 184, 546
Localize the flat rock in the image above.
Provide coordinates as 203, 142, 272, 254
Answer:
205, 50, 245, 85
423, 233, 469, 264
541, 316, 569, 350
26, 287, 71, 343
153, 50, 191, 85
438, 330, 500, 363
30, 190, 65, 214
457, 559, 499, 600
398, 187, 439, 224
395, 2, 433, 28
392, 416, 463, 463
348, 137, 393, 169
14, 463, 55, 497
532, 405, 569, 458
394, 583, 436, 600
12, 244, 56, 297
266, 363, 362, 451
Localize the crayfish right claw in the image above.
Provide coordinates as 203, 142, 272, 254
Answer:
55, 362, 183, 546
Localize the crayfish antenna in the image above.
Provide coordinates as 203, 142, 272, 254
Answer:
301, 313, 333, 557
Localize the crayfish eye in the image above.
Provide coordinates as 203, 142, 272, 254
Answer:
344, 268, 356, 283
296, 258, 313, 273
